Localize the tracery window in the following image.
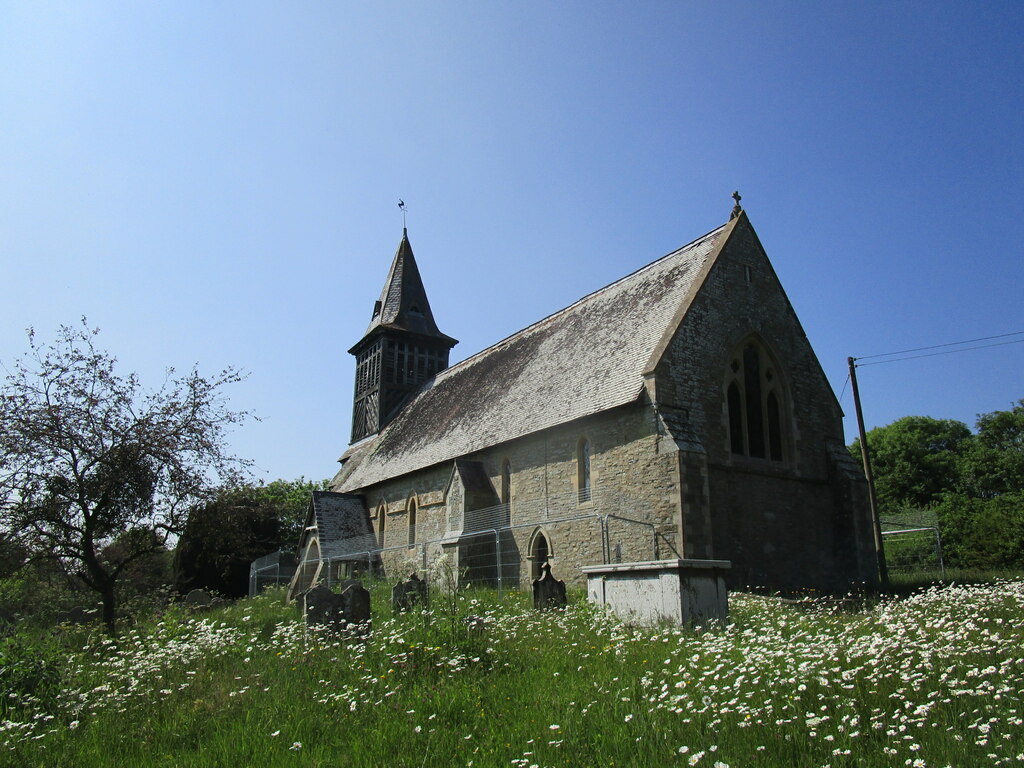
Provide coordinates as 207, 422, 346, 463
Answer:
726, 340, 786, 462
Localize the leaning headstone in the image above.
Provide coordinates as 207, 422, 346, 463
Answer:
303, 584, 346, 629
185, 589, 213, 608
532, 562, 567, 610
392, 573, 428, 613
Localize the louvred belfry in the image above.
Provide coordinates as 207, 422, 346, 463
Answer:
348, 229, 457, 443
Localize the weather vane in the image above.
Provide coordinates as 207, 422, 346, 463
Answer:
398, 199, 407, 229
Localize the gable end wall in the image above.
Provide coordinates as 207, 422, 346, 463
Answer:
654, 218, 871, 589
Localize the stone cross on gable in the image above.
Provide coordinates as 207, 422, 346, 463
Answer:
730, 191, 743, 220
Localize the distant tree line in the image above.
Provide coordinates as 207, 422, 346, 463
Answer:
850, 400, 1024, 570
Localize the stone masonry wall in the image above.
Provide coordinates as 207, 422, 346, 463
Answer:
653, 215, 874, 589
342, 402, 681, 587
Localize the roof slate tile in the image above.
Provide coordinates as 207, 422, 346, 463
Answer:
337, 221, 730, 491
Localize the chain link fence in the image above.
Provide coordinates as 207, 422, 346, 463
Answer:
248, 550, 297, 597
286, 484, 668, 597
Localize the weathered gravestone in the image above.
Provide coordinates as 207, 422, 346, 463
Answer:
336, 578, 363, 596
392, 573, 428, 613
304, 582, 371, 633
532, 562, 567, 610
304, 584, 345, 627
341, 582, 371, 631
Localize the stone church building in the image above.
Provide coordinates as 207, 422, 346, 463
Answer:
292, 204, 876, 596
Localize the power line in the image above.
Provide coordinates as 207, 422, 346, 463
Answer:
854, 330, 1024, 362
856, 337, 1024, 367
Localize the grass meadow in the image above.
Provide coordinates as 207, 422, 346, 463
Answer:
2, 578, 1023, 768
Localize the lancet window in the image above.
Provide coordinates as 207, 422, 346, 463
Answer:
577, 438, 592, 503
726, 340, 786, 462
407, 497, 417, 547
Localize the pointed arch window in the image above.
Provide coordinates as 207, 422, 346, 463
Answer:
407, 497, 417, 548
727, 381, 743, 454
726, 341, 787, 462
766, 391, 783, 461
577, 438, 592, 503
377, 503, 387, 549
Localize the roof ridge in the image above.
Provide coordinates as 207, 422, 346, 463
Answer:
434, 220, 730, 378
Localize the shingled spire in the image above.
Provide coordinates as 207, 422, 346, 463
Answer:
348, 230, 458, 444
363, 229, 454, 340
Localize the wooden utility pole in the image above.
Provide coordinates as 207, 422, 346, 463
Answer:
848, 356, 889, 587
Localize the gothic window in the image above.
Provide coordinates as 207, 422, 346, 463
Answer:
377, 504, 386, 549
407, 497, 417, 547
726, 340, 787, 462
767, 391, 783, 461
577, 438, 592, 503
743, 345, 765, 458
727, 381, 744, 454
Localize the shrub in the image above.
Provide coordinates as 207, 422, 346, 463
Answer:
0, 631, 63, 714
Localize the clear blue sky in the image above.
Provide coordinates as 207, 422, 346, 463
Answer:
2, 2, 1022, 483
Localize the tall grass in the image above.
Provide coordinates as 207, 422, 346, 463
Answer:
3, 578, 1023, 767
889, 568, 1024, 589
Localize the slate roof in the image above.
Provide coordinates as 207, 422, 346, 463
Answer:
303, 491, 377, 560
354, 229, 457, 349
336, 219, 734, 491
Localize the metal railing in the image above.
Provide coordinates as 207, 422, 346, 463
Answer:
881, 525, 946, 577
